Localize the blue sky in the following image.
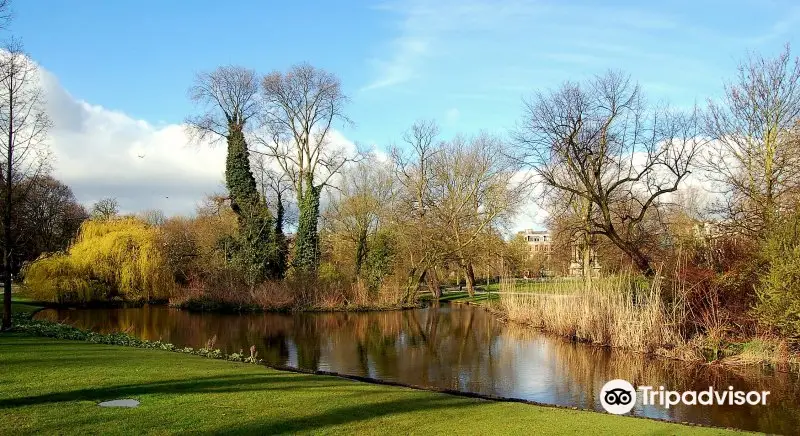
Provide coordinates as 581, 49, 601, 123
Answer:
7, 0, 800, 225
14, 0, 800, 146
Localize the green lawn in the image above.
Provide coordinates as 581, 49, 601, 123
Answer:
435, 280, 578, 304
0, 333, 746, 435
438, 291, 499, 304
8, 295, 45, 316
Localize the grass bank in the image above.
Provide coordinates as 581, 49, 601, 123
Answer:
0, 332, 743, 435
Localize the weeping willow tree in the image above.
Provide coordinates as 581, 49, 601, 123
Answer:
22, 218, 174, 303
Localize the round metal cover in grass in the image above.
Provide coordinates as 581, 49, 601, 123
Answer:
98, 399, 139, 408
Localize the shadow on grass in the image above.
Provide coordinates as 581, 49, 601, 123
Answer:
218, 395, 480, 434
3, 364, 487, 434
0, 373, 348, 409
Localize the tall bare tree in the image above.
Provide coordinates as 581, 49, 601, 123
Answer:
391, 120, 444, 299
1, 40, 53, 329
90, 197, 119, 220
251, 152, 296, 232
704, 44, 800, 237
392, 121, 524, 297
250, 152, 294, 276
255, 63, 354, 273
15, 176, 87, 265
514, 70, 701, 277
186, 65, 282, 281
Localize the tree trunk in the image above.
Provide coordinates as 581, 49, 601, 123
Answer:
403, 266, 427, 304
464, 263, 476, 297
582, 241, 592, 291
606, 228, 655, 277
2, 98, 12, 330
354, 226, 368, 277
274, 192, 288, 278
426, 268, 441, 298
2, 255, 10, 330
623, 245, 654, 277
294, 180, 321, 273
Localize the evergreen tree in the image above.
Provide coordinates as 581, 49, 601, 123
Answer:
225, 124, 280, 282
187, 66, 285, 283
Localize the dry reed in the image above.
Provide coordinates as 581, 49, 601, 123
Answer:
498, 275, 682, 352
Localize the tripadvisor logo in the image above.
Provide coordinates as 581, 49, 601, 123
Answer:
600, 379, 637, 414
600, 379, 770, 415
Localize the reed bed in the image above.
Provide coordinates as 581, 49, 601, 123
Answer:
169, 273, 407, 312
498, 275, 682, 352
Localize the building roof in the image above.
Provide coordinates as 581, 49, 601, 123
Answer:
518, 229, 550, 235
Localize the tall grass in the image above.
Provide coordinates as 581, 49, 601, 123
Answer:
498, 275, 682, 352
169, 271, 407, 312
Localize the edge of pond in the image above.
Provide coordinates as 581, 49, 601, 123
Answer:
446, 298, 800, 375
8, 315, 751, 435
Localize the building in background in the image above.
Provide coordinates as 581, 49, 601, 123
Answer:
518, 229, 552, 257
517, 229, 553, 278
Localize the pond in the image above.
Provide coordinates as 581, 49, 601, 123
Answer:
36, 304, 800, 434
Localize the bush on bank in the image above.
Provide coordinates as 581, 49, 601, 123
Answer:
754, 211, 800, 342
20, 208, 411, 312
22, 218, 174, 304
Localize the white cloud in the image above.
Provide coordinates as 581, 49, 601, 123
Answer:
444, 108, 460, 125
363, 1, 689, 93
364, 0, 534, 91
38, 64, 357, 217
361, 36, 430, 91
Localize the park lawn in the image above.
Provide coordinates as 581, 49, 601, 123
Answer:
438, 291, 499, 304
9, 296, 44, 315
0, 334, 745, 435
436, 280, 577, 304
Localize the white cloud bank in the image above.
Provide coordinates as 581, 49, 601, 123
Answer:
38, 65, 358, 217
41, 67, 226, 216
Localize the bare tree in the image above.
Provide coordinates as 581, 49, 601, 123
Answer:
391, 121, 525, 297
186, 65, 285, 281
138, 208, 166, 226
250, 152, 295, 276
1, 40, 52, 329
324, 156, 395, 277
427, 133, 525, 295
0, 1, 10, 29
90, 197, 119, 220
255, 63, 355, 273
186, 66, 260, 144
391, 120, 444, 299
250, 152, 296, 232
704, 44, 800, 237
514, 71, 701, 277
16, 176, 87, 263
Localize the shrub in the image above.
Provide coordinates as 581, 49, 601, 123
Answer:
753, 211, 800, 342
22, 218, 174, 303
671, 237, 761, 339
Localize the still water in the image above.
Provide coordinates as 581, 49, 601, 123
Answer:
36, 304, 800, 434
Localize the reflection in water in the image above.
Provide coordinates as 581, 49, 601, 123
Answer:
37, 304, 800, 434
